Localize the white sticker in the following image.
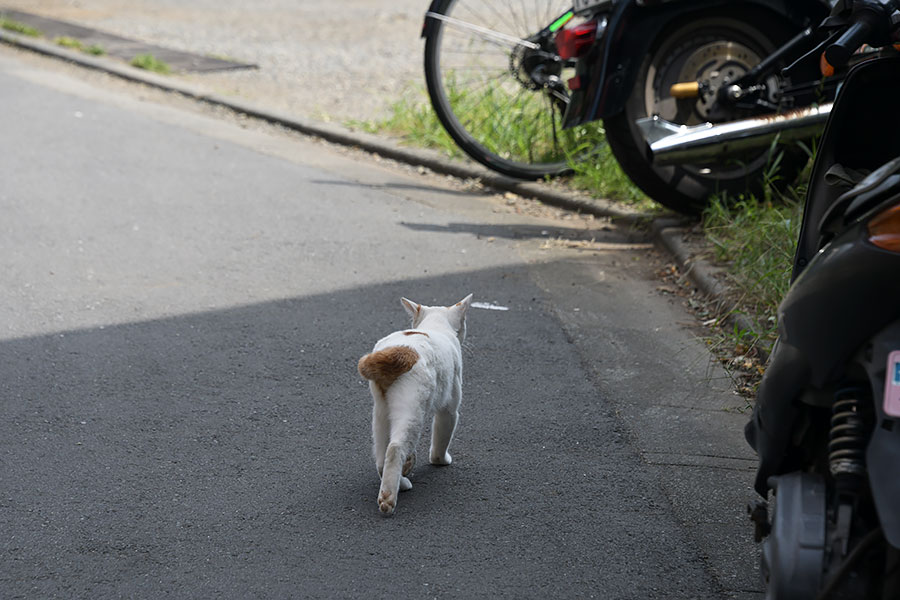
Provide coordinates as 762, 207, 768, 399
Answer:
471, 302, 509, 311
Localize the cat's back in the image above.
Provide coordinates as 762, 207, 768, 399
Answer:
373, 328, 459, 367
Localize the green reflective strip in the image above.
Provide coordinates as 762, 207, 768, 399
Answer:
548, 11, 574, 33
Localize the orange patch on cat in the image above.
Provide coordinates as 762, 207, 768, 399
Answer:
358, 346, 419, 391
403, 331, 429, 337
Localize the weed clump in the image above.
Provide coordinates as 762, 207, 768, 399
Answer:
130, 53, 171, 74
0, 16, 41, 37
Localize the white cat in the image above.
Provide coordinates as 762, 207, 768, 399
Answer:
357, 294, 472, 516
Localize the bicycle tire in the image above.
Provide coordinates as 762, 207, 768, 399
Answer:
423, 0, 578, 180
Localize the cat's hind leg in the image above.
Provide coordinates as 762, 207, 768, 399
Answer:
379, 441, 412, 515
399, 452, 415, 492
429, 408, 458, 466
371, 385, 390, 477
402, 450, 416, 476
430, 376, 461, 466
377, 389, 424, 516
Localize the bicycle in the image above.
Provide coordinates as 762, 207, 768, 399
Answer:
422, 0, 587, 180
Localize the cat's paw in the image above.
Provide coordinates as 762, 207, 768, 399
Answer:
378, 490, 396, 516
402, 452, 416, 477
399, 476, 412, 492
430, 452, 452, 466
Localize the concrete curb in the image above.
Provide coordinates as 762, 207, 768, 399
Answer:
1, 29, 736, 319
652, 219, 768, 359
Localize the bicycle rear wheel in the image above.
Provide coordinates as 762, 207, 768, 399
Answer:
424, 0, 578, 180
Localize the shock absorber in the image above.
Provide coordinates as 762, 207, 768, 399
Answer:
828, 390, 868, 483
828, 389, 870, 560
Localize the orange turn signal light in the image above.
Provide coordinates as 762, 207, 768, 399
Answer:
820, 52, 835, 77
868, 204, 900, 252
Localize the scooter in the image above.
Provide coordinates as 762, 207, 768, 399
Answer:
557, 0, 832, 214
743, 1, 900, 597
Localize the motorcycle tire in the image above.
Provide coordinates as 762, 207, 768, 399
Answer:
423, 0, 578, 180
604, 13, 808, 215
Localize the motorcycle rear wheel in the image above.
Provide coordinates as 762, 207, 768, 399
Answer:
423, 0, 579, 180
604, 14, 807, 215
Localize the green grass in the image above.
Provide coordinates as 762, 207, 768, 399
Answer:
55, 36, 83, 50
359, 85, 651, 207
130, 53, 171, 74
563, 123, 653, 208
351, 89, 464, 158
699, 141, 814, 345
0, 16, 41, 37
56, 36, 106, 56
1, 16, 107, 56
359, 79, 588, 167
703, 194, 802, 341
697, 184, 805, 393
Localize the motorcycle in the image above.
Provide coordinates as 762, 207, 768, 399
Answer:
421, 1, 835, 214
741, 1, 900, 597
556, 0, 835, 214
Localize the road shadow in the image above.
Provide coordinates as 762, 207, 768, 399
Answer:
400, 220, 647, 244
1, 262, 722, 598
309, 178, 480, 198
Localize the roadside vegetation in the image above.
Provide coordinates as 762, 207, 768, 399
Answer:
356, 89, 651, 209
54, 36, 106, 56
130, 53, 171, 74
564, 125, 652, 207
0, 16, 41, 37
353, 91, 463, 159
358, 90, 808, 391
0, 16, 127, 64
699, 184, 804, 394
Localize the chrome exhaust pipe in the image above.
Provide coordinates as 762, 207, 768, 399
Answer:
640, 103, 832, 166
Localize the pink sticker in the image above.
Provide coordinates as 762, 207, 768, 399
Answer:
884, 350, 900, 418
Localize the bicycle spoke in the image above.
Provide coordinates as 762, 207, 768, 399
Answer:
427, 12, 538, 49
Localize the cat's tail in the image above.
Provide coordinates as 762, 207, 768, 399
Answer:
358, 345, 419, 392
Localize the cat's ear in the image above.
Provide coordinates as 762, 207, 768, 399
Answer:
401, 297, 421, 323
453, 294, 473, 316
448, 294, 473, 338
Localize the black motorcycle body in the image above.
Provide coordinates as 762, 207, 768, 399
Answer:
563, 0, 828, 126
746, 49, 900, 599
560, 0, 832, 214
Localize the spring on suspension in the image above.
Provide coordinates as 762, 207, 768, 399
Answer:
829, 390, 868, 478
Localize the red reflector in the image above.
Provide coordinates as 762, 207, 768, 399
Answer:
567, 75, 582, 91
555, 21, 597, 60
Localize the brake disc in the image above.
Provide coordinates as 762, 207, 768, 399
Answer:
676, 41, 761, 120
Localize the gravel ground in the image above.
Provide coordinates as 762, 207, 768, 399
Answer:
0, 0, 427, 124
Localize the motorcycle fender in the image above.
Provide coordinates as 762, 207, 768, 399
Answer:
862, 323, 900, 549
563, 0, 828, 128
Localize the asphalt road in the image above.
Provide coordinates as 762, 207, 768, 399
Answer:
0, 48, 760, 599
